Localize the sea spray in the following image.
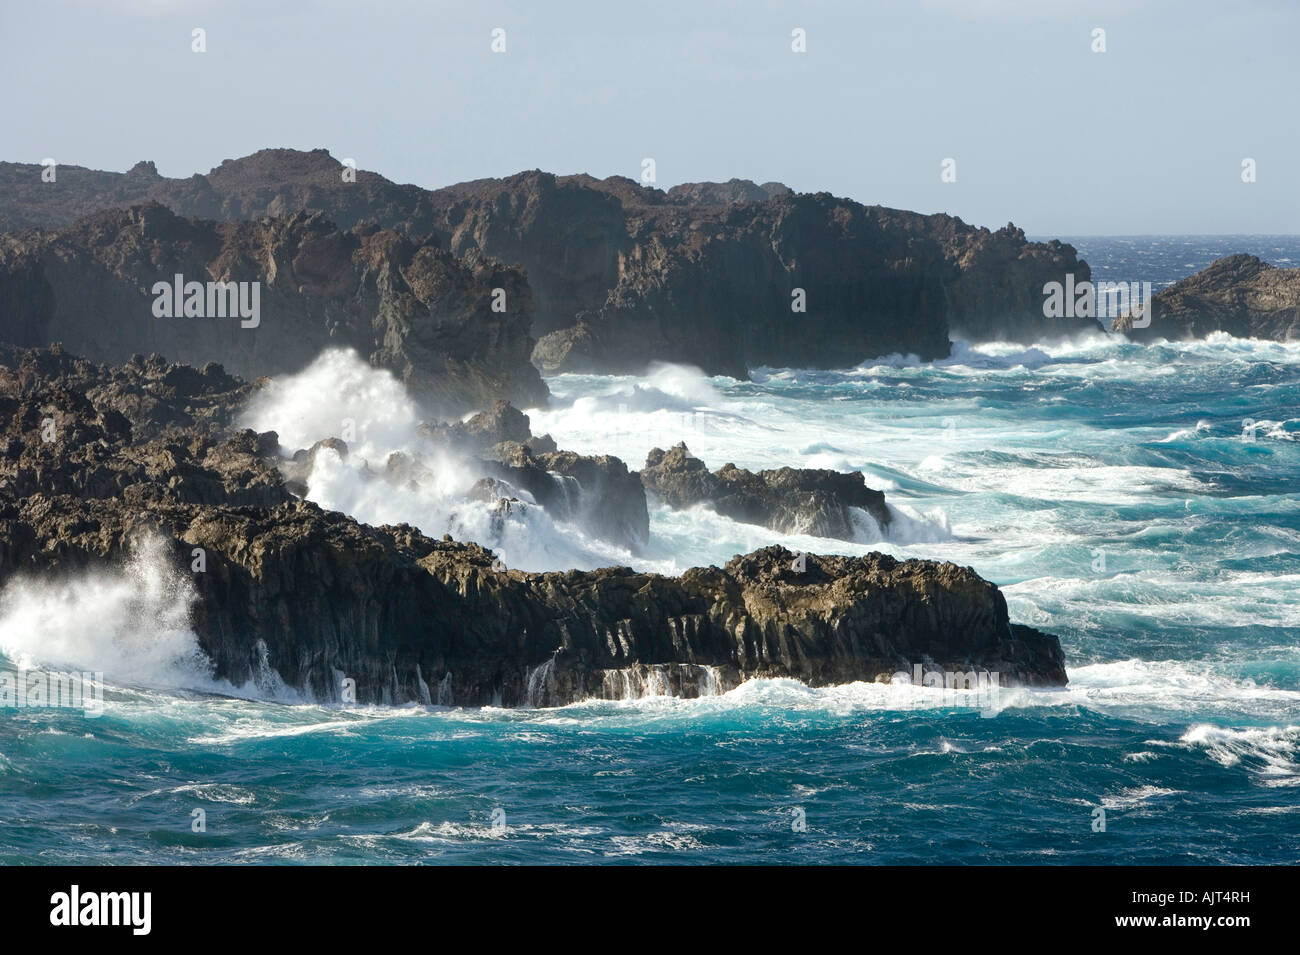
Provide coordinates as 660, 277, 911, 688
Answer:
0, 532, 211, 688
238, 349, 667, 573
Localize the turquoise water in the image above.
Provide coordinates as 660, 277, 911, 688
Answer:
2, 237, 1298, 864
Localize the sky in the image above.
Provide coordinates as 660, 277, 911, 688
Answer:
2, 0, 1296, 235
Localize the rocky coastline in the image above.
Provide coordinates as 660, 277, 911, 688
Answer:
0, 345, 1068, 703
0, 150, 1095, 389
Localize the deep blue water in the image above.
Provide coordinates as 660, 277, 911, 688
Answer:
2, 236, 1298, 864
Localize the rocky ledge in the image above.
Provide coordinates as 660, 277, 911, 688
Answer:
640, 442, 890, 541
0, 345, 1068, 704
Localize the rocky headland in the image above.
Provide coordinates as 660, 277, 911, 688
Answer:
0, 202, 545, 418
0, 150, 1096, 384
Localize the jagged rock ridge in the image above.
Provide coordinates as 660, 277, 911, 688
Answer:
640, 442, 890, 541
0, 150, 1097, 380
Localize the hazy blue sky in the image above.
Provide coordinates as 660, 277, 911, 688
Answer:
3, 0, 1296, 235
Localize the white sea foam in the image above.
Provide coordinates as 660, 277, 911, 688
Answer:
241, 347, 423, 458
1178, 724, 1300, 787
1100, 785, 1183, 810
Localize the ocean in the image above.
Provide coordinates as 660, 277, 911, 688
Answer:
2, 236, 1298, 865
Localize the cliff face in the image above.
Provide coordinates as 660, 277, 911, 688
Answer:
909, 215, 1095, 342
442, 178, 1093, 375
429, 171, 631, 337
0, 345, 1067, 705
1112, 254, 1300, 342
0, 203, 547, 417
0, 150, 1095, 378
534, 192, 955, 376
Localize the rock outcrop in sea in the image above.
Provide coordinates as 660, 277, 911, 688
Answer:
1112, 253, 1300, 342
0, 345, 1068, 704
640, 442, 890, 541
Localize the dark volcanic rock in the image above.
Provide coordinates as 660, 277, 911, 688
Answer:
666, 179, 791, 206
529, 195, 1094, 375
0, 149, 440, 237
1112, 254, 1300, 342
0, 342, 253, 441
484, 442, 649, 552
640, 443, 891, 541
0, 347, 289, 511
418, 399, 538, 453
0, 345, 1066, 704
427, 171, 631, 338
1, 497, 1067, 704
0, 202, 547, 417
929, 222, 1098, 342
1, 150, 1093, 374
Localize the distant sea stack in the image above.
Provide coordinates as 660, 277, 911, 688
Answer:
1112, 253, 1300, 342
0, 345, 1068, 704
0, 149, 1096, 389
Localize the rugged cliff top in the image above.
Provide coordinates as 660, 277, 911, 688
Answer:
0, 149, 1096, 375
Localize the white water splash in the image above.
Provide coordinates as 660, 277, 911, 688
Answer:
0, 533, 211, 687
238, 348, 672, 573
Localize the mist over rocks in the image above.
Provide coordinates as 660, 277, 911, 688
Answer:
400, 400, 646, 551
640, 442, 891, 542
483, 442, 650, 554
0, 344, 1067, 703
1, 149, 1095, 382
0, 201, 546, 418
1112, 254, 1300, 342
